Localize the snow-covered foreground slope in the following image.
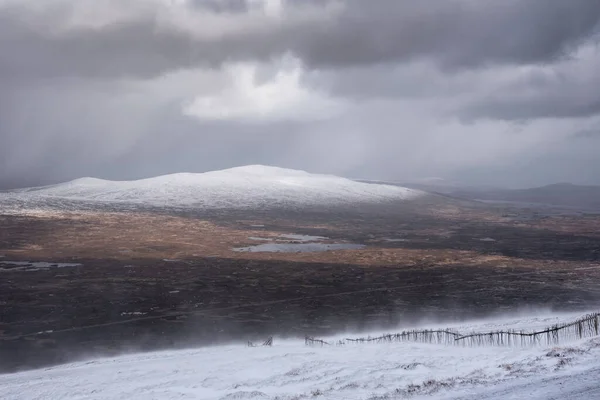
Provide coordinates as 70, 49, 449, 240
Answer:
2, 312, 600, 400
4, 165, 424, 209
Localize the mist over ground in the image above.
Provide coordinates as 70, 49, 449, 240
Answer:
3, 310, 600, 399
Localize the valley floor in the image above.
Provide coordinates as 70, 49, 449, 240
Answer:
1, 199, 600, 376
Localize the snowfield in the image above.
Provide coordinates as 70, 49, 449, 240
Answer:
2, 312, 600, 400
2, 165, 424, 209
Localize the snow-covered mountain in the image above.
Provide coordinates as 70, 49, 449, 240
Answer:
6, 165, 425, 209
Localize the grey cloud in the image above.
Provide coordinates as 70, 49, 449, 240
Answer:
461, 50, 600, 121
450, 133, 600, 188
2, 0, 599, 83
466, 92, 600, 121
296, 0, 600, 69
305, 45, 600, 122
0, 14, 263, 81
574, 128, 600, 139
0, 1, 316, 81
189, 0, 249, 13
303, 62, 476, 101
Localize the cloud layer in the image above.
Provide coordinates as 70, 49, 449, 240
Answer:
1, 0, 600, 189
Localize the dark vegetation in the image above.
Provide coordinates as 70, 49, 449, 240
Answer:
1, 199, 600, 373
2, 255, 599, 373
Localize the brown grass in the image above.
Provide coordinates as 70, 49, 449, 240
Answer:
1, 210, 588, 270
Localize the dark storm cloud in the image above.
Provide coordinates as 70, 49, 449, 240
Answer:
296, 0, 600, 69
460, 48, 600, 121
1, 0, 599, 82
0, 2, 289, 81
2, 0, 600, 190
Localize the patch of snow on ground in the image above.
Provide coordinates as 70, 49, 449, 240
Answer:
233, 243, 366, 253
248, 237, 274, 241
248, 234, 330, 243
1, 313, 599, 400
0, 261, 82, 272
277, 234, 329, 242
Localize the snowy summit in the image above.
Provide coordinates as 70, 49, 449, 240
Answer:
8, 165, 424, 209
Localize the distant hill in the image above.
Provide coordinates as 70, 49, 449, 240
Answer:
450, 183, 600, 210
3, 165, 427, 210
400, 182, 502, 195
390, 178, 600, 210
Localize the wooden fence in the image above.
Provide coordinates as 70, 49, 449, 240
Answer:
305, 313, 600, 348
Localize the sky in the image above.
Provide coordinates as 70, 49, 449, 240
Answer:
1, 0, 600, 189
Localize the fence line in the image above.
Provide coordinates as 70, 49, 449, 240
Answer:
305, 329, 461, 347
305, 313, 600, 348
454, 312, 600, 347
247, 336, 273, 347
